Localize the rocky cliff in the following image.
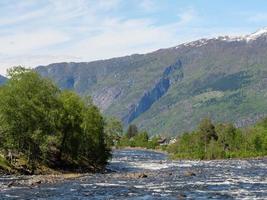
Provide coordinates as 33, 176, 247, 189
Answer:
124, 60, 183, 124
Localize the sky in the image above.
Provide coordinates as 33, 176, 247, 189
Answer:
0, 0, 267, 75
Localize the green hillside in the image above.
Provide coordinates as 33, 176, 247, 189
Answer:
36, 30, 267, 136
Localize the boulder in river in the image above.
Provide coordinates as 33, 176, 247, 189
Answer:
184, 171, 196, 177
7, 181, 15, 187
138, 173, 148, 178
29, 180, 42, 186
124, 172, 148, 179
177, 193, 187, 199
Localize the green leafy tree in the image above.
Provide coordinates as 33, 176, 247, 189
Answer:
0, 67, 111, 172
81, 102, 111, 168
126, 124, 138, 139
206, 139, 225, 159
104, 117, 123, 147
216, 123, 243, 156
58, 91, 84, 160
132, 131, 149, 147
147, 135, 161, 149
198, 118, 218, 155
0, 67, 60, 171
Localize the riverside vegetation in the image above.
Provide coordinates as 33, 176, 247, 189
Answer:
116, 124, 161, 150
167, 118, 267, 159
107, 114, 267, 159
0, 67, 110, 174
114, 117, 267, 160
104, 121, 162, 150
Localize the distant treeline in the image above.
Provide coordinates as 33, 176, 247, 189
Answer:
117, 124, 161, 149
167, 117, 267, 159
0, 67, 110, 174
105, 123, 161, 150
105, 115, 267, 160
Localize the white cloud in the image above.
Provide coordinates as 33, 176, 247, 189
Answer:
61, 14, 201, 62
0, 8, 47, 27
0, 54, 82, 76
0, 30, 70, 54
60, 7, 199, 59
0, 1, 256, 76
177, 7, 197, 26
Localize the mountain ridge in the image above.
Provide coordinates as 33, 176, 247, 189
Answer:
30, 28, 267, 135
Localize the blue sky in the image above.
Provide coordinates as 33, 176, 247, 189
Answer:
0, 0, 267, 75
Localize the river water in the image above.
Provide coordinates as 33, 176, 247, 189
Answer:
0, 149, 267, 199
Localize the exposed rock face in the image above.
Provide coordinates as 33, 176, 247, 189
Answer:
125, 77, 170, 124
124, 60, 183, 124
35, 28, 267, 135
93, 87, 123, 111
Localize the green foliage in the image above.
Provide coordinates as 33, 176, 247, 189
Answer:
131, 131, 149, 148
0, 154, 11, 172
80, 102, 111, 167
0, 67, 60, 170
58, 91, 84, 160
126, 124, 138, 139
147, 136, 161, 149
168, 117, 267, 160
104, 117, 123, 147
117, 124, 161, 149
198, 118, 218, 153
0, 67, 110, 173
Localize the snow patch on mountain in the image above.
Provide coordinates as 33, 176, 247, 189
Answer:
175, 27, 267, 49
245, 27, 267, 41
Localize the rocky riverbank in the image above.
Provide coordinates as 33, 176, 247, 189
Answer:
0, 173, 84, 190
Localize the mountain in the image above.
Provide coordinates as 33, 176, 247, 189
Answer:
0, 75, 7, 85
36, 28, 267, 135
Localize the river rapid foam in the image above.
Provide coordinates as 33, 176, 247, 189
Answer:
0, 149, 266, 199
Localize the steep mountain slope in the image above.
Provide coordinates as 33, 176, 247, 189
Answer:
36, 28, 267, 135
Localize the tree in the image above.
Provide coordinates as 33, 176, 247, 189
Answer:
206, 139, 225, 159
126, 124, 138, 139
0, 67, 111, 172
198, 118, 218, 154
216, 123, 242, 153
0, 67, 60, 171
104, 117, 123, 147
58, 91, 84, 160
132, 131, 149, 147
58, 92, 111, 169
81, 102, 111, 168
147, 135, 161, 149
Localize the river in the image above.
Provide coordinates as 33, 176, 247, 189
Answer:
0, 149, 267, 199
